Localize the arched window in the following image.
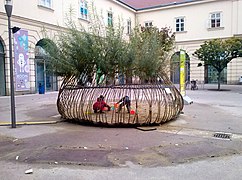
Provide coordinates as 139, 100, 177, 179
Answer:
170, 52, 190, 84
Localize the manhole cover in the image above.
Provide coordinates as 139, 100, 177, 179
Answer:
213, 132, 231, 139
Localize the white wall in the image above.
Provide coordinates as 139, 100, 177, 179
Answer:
0, 0, 64, 26
227, 57, 242, 84
0, 0, 241, 95
0, 0, 136, 95
137, 0, 242, 42
137, 0, 242, 84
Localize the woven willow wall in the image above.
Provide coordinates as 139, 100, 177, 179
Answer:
57, 74, 184, 126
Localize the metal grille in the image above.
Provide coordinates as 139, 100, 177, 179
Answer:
213, 133, 231, 139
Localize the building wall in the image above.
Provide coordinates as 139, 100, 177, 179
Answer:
93, 0, 136, 28
0, 0, 241, 96
0, 12, 62, 95
0, 0, 136, 95
137, 0, 242, 84
227, 57, 242, 84
0, 0, 65, 26
137, 0, 242, 40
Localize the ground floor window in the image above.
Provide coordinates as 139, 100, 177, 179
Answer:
204, 65, 227, 84
170, 52, 190, 84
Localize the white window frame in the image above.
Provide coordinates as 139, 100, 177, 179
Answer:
144, 21, 153, 27
79, 0, 88, 20
209, 12, 223, 28
39, 0, 52, 9
108, 11, 113, 27
175, 17, 185, 32
127, 19, 131, 35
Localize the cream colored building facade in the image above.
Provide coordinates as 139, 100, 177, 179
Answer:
0, 0, 241, 96
136, 0, 242, 85
0, 0, 135, 95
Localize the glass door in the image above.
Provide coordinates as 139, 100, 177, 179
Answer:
36, 60, 45, 92
36, 59, 57, 92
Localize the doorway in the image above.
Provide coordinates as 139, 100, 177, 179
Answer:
35, 39, 57, 93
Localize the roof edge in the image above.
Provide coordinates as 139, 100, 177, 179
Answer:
136, 0, 203, 11
116, 0, 203, 12
116, 0, 137, 11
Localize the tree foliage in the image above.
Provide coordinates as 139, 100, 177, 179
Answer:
131, 27, 175, 80
193, 37, 242, 90
43, 10, 175, 86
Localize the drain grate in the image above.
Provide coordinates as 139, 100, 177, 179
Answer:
213, 132, 231, 139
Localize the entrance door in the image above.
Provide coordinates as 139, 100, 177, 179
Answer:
0, 41, 5, 96
36, 60, 45, 92
35, 40, 58, 93
46, 71, 57, 91
36, 59, 57, 92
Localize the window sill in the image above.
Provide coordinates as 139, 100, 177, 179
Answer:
175, 31, 187, 34
78, 17, 89, 23
207, 27, 224, 31
38, 5, 54, 11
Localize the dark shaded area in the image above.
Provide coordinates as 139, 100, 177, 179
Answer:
207, 89, 231, 91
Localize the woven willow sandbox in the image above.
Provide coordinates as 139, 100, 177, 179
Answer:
57, 74, 184, 126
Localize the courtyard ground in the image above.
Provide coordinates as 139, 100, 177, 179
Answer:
0, 84, 242, 180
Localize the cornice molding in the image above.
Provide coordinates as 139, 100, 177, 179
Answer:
175, 35, 238, 45
0, 12, 67, 32
128, 0, 226, 13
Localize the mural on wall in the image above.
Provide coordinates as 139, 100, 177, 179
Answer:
14, 29, 30, 91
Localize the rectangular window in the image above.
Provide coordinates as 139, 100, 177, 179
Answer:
144, 21, 152, 27
80, 0, 88, 20
108, 12, 113, 27
175, 17, 185, 32
209, 12, 221, 28
39, 0, 52, 8
127, 19, 131, 35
